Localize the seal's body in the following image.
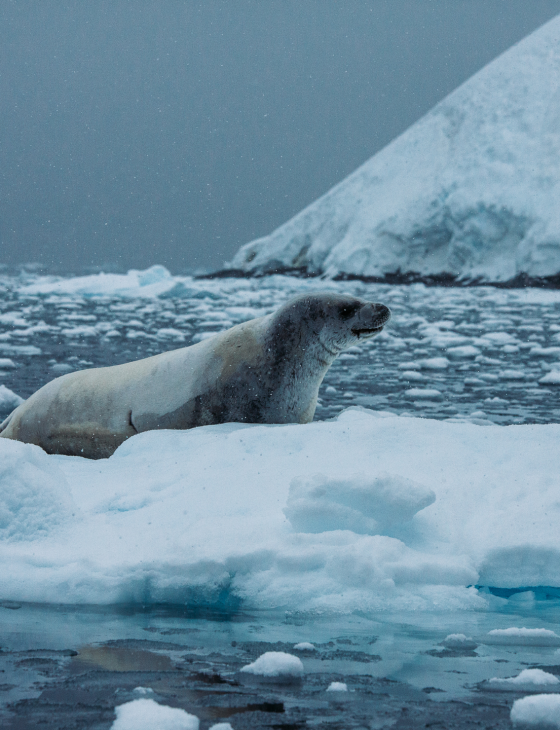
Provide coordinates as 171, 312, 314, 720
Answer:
0, 293, 390, 458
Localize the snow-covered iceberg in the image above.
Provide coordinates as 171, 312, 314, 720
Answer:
1, 408, 560, 612
230, 15, 560, 284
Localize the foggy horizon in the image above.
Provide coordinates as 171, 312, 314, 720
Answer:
2, 0, 560, 275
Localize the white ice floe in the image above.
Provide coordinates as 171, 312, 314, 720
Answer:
511, 694, 560, 727
0, 359, 16, 370
293, 642, 316, 651
486, 629, 560, 646
230, 15, 560, 283
111, 699, 199, 730
327, 682, 348, 692
490, 669, 560, 688
442, 634, 477, 650
240, 652, 304, 678
0, 384, 24, 413
404, 388, 442, 399
539, 371, 560, 385
1, 408, 560, 611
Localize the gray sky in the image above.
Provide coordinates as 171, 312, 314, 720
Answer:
2, 1, 560, 274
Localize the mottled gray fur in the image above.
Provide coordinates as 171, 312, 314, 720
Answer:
0, 293, 390, 459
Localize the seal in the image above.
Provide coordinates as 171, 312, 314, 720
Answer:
0, 292, 390, 459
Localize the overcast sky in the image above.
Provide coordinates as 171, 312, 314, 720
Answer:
2, 1, 560, 274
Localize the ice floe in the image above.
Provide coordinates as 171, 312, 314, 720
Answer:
111, 698, 199, 730
511, 694, 560, 727
0, 408, 560, 611
240, 652, 304, 678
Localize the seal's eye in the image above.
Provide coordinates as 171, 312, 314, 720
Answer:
338, 303, 359, 320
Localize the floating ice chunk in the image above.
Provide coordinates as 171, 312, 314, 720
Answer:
0, 359, 16, 369
0, 385, 24, 412
111, 698, 199, 730
284, 472, 435, 534
400, 371, 425, 381
442, 634, 477, 650
156, 328, 186, 341
481, 332, 517, 345
511, 694, 560, 727
539, 371, 560, 385
446, 345, 480, 359
327, 682, 348, 692
490, 669, 560, 687
0, 344, 42, 356
418, 357, 449, 370
530, 346, 560, 357
486, 628, 560, 646
404, 388, 442, 399
61, 326, 98, 338
209, 724, 234, 730
0, 440, 76, 541
240, 652, 304, 678
50, 363, 74, 373
325, 386, 337, 394
497, 370, 526, 380
293, 642, 316, 651
398, 361, 421, 370
133, 687, 154, 695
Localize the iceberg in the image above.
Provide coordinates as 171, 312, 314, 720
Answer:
230, 15, 560, 284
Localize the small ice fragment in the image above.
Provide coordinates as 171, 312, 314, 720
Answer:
442, 634, 477, 650
404, 388, 442, 399
240, 652, 304, 677
511, 694, 560, 727
498, 369, 525, 380
133, 687, 154, 695
209, 724, 234, 730
111, 698, 199, 730
419, 357, 449, 370
0, 359, 16, 369
0, 384, 24, 411
446, 346, 480, 359
325, 386, 337, 394
490, 669, 560, 686
327, 682, 348, 692
293, 642, 315, 651
50, 363, 74, 373
539, 371, 560, 385
400, 370, 425, 381
486, 628, 560, 646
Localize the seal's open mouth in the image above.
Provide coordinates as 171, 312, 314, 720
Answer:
351, 325, 384, 338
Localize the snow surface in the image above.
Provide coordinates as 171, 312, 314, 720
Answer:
111, 699, 199, 730
1, 407, 560, 610
230, 15, 560, 282
511, 694, 560, 727
240, 652, 304, 677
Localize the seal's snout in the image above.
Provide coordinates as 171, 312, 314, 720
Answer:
351, 302, 391, 338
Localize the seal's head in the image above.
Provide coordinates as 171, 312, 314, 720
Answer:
271, 292, 391, 358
